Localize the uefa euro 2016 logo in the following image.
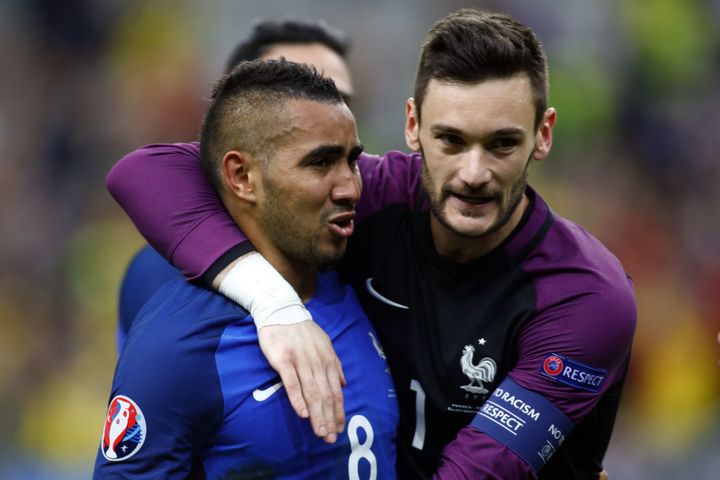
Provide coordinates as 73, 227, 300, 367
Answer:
101, 395, 147, 461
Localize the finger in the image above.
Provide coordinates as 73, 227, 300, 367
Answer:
311, 355, 338, 441
276, 364, 308, 419
336, 355, 347, 387
296, 361, 328, 439
326, 357, 345, 433
599, 469, 608, 480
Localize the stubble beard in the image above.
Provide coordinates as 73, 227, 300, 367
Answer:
260, 177, 346, 269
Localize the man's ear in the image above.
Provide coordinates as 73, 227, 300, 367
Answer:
404, 98, 421, 151
533, 108, 557, 161
221, 150, 259, 203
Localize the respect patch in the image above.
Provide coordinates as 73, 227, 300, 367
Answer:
540, 353, 606, 392
471, 377, 573, 473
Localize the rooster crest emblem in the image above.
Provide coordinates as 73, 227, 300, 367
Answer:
460, 344, 496, 394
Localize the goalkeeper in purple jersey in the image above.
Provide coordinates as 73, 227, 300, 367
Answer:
107, 9, 634, 479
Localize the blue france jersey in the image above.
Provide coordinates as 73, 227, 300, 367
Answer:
94, 271, 399, 479
117, 245, 180, 352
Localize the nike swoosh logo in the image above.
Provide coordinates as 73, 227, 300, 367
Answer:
252, 381, 284, 402
365, 278, 409, 310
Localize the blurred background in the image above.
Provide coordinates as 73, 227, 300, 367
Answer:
1, 0, 718, 478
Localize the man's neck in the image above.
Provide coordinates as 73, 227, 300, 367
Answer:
229, 210, 317, 302
430, 194, 529, 263
260, 249, 318, 302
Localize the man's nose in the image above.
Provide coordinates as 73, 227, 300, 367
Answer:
457, 148, 491, 188
331, 161, 361, 204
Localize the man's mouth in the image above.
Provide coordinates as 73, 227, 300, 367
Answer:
451, 193, 495, 206
328, 212, 355, 238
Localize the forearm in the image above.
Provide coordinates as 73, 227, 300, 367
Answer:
434, 429, 536, 479
106, 142, 248, 281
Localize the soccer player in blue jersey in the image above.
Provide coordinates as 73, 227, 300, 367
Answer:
117, 16, 354, 352
106, 9, 632, 479
117, 18, 357, 441
94, 60, 398, 479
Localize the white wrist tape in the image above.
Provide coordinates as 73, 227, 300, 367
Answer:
218, 252, 310, 330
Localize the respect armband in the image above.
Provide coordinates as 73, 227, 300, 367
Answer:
471, 377, 574, 473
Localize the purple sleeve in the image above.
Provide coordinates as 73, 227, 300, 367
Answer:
108, 145, 427, 280
106, 142, 248, 280
434, 432, 537, 480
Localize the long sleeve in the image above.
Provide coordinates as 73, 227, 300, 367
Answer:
106, 142, 250, 280
107, 143, 426, 280
434, 263, 636, 478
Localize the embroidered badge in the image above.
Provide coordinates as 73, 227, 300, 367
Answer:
460, 339, 497, 394
540, 353, 606, 392
101, 395, 147, 461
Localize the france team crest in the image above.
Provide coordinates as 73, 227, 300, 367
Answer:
101, 395, 146, 461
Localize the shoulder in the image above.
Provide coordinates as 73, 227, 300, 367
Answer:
523, 202, 637, 322
120, 280, 250, 384
121, 246, 179, 293
512, 197, 637, 392
525, 205, 636, 327
118, 245, 180, 335
111, 281, 250, 433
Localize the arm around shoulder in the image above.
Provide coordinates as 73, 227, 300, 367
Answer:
106, 142, 249, 280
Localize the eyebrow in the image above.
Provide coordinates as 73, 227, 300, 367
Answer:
302, 143, 364, 162
341, 93, 353, 107
430, 123, 526, 137
304, 145, 345, 159
349, 143, 365, 158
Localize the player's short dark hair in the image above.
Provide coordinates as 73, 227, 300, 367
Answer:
414, 9, 549, 129
200, 59, 343, 192
224, 18, 350, 73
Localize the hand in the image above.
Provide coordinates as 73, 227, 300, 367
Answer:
599, 469, 608, 480
258, 320, 346, 443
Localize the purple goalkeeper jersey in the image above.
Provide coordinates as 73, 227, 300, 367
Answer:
107, 142, 636, 479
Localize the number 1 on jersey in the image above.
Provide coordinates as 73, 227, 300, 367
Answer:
410, 379, 426, 450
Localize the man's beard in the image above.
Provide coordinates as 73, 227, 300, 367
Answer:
420, 145, 531, 240
260, 176, 350, 268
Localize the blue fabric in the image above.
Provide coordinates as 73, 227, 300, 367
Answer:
117, 245, 180, 353
95, 271, 399, 479
471, 377, 574, 473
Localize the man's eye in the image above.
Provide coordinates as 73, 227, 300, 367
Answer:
438, 134, 464, 146
490, 138, 519, 153
311, 157, 333, 168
